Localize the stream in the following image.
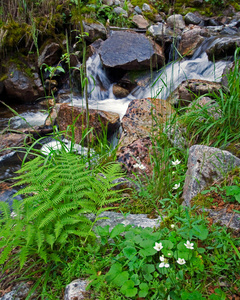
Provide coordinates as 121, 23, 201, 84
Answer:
0, 36, 232, 184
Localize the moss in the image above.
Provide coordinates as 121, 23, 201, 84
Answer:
2, 21, 32, 53
191, 192, 214, 208
225, 143, 240, 158
7, 55, 37, 78
131, 0, 149, 7
0, 74, 8, 82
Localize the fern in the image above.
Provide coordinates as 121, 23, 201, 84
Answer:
0, 151, 126, 268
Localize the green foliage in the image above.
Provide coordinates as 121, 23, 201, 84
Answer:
87, 208, 240, 299
180, 47, 240, 148
0, 151, 126, 269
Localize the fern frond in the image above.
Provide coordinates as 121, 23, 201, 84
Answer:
0, 201, 11, 222
36, 230, 45, 251
19, 246, 29, 269
39, 211, 57, 229
46, 234, 56, 250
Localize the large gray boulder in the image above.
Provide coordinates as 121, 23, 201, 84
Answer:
38, 42, 62, 68
99, 31, 165, 70
182, 145, 240, 206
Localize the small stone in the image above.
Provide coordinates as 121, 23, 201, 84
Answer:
134, 5, 142, 14
142, 3, 151, 12
113, 7, 128, 17
132, 14, 149, 29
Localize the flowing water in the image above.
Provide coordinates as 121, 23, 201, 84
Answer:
0, 35, 234, 182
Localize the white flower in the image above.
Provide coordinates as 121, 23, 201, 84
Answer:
176, 258, 186, 265
10, 211, 17, 218
184, 240, 194, 250
172, 159, 181, 166
133, 163, 146, 170
170, 224, 175, 228
159, 255, 170, 268
154, 242, 163, 251
173, 183, 180, 190
167, 253, 171, 256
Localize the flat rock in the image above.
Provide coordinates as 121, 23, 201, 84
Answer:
57, 103, 120, 144
182, 145, 240, 206
132, 15, 149, 29
99, 31, 165, 70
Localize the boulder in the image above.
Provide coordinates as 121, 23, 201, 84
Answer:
118, 98, 173, 149
182, 145, 240, 206
99, 31, 165, 70
132, 15, 149, 29
83, 21, 107, 43
38, 42, 62, 68
167, 14, 185, 30
184, 12, 202, 25
117, 136, 153, 174
178, 26, 207, 56
56, 103, 120, 144
112, 84, 130, 98
64, 279, 89, 300
3, 64, 44, 104
206, 36, 240, 61
167, 79, 222, 107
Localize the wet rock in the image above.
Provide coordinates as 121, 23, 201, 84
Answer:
38, 42, 62, 68
3, 64, 44, 104
57, 103, 120, 144
0, 132, 30, 157
206, 36, 240, 60
44, 79, 58, 92
206, 25, 224, 35
167, 14, 185, 30
167, 79, 222, 107
112, 84, 130, 98
221, 61, 239, 90
178, 26, 207, 57
0, 182, 22, 208
184, 12, 202, 25
132, 15, 149, 29
88, 38, 104, 56
64, 279, 89, 300
83, 21, 107, 43
220, 26, 238, 35
182, 145, 240, 206
99, 31, 165, 70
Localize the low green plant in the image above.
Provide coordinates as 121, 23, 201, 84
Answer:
86, 208, 240, 299
0, 148, 126, 291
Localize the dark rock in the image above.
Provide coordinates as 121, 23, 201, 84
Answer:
182, 145, 240, 206
167, 79, 222, 107
83, 21, 107, 43
184, 12, 202, 25
112, 84, 130, 98
88, 39, 104, 56
206, 36, 240, 60
134, 5, 142, 14
0, 132, 31, 157
99, 31, 165, 70
0, 182, 22, 208
57, 103, 120, 144
208, 18, 220, 26
38, 42, 62, 68
221, 61, 239, 89
220, 26, 238, 35
0, 81, 4, 94
3, 64, 44, 104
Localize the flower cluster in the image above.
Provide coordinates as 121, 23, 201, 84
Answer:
153, 240, 194, 268
133, 163, 146, 170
